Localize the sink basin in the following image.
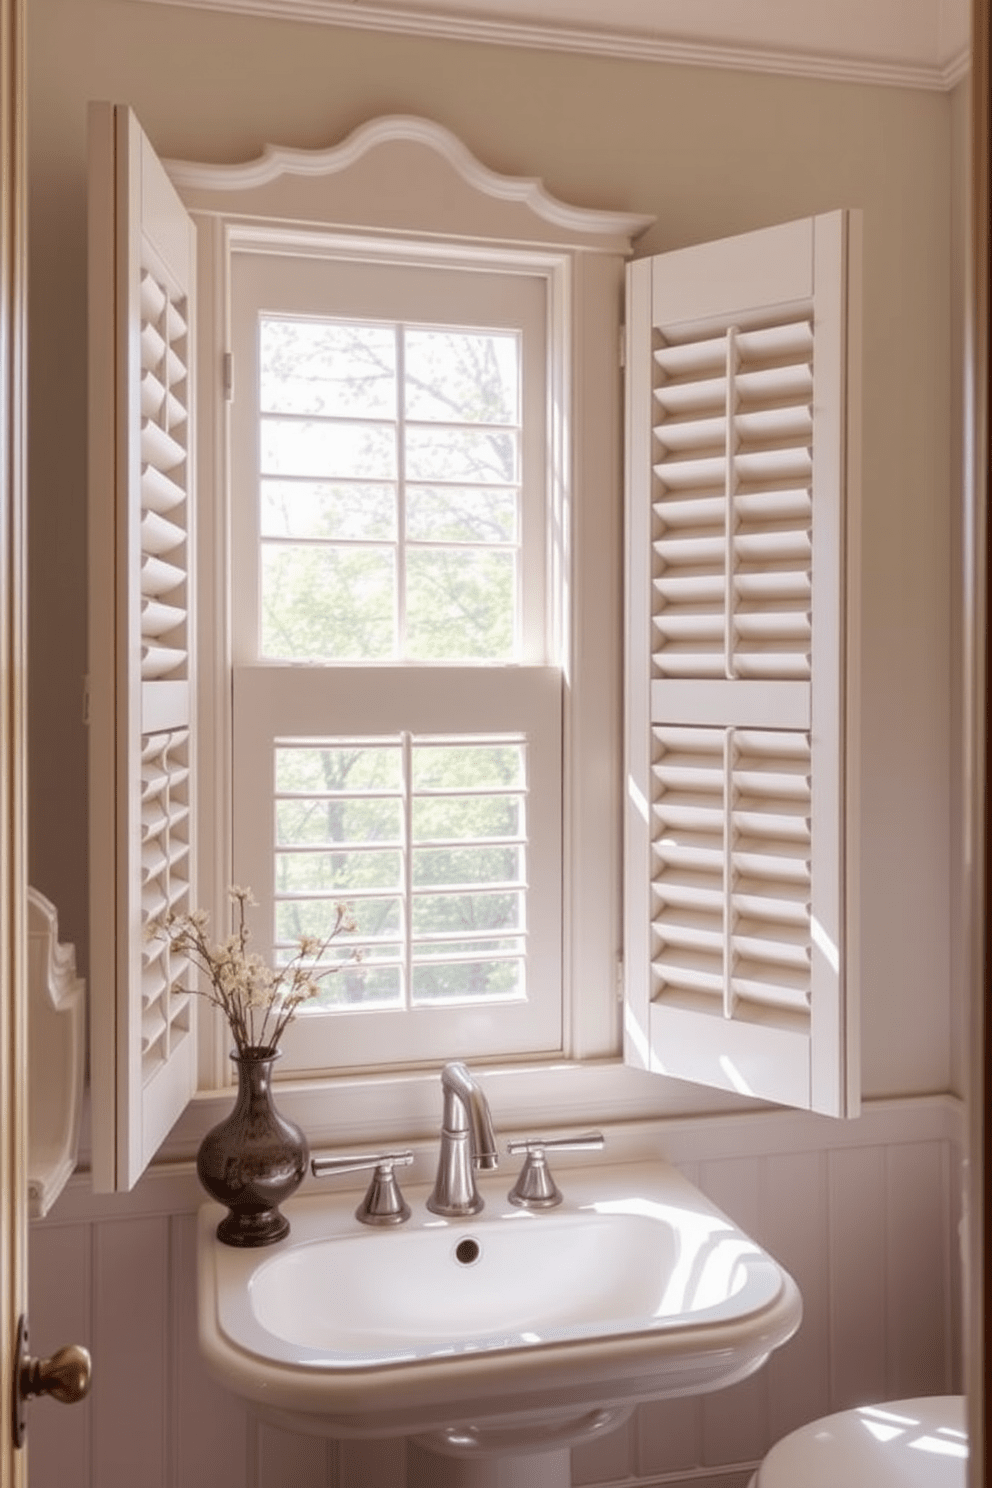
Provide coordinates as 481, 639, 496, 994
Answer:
199, 1158, 801, 1445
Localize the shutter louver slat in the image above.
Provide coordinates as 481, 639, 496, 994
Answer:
141, 463, 185, 514
655, 414, 725, 453
656, 575, 725, 604
734, 448, 812, 484
140, 269, 167, 321
141, 509, 185, 556
141, 645, 188, 681
142, 840, 169, 881
142, 598, 186, 637
653, 455, 727, 490
142, 1007, 168, 1054
141, 554, 185, 597
141, 418, 186, 473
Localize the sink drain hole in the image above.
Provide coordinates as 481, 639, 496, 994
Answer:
454, 1237, 481, 1266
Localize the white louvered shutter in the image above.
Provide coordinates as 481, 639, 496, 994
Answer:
624, 213, 861, 1117
88, 103, 197, 1190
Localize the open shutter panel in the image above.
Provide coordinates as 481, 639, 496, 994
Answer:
89, 103, 197, 1191
624, 212, 860, 1117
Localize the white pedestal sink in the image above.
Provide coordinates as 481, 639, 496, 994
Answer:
198, 1159, 801, 1485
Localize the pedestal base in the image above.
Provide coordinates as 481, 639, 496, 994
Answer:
406, 1441, 572, 1488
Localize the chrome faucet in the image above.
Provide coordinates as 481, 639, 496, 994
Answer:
426, 1061, 498, 1216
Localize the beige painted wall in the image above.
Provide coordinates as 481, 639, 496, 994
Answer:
26, 0, 956, 1101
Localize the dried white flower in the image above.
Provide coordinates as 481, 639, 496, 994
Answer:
148, 888, 355, 1056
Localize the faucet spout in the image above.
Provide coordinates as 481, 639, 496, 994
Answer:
427, 1062, 498, 1216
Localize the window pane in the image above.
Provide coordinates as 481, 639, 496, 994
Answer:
412, 959, 524, 1003
413, 741, 525, 790
276, 848, 402, 892
407, 486, 517, 544
413, 793, 523, 841
405, 426, 517, 485
412, 844, 523, 887
313, 963, 402, 1010
411, 890, 523, 935
406, 548, 515, 660
262, 545, 396, 660
260, 319, 396, 418
275, 794, 402, 846
261, 418, 396, 481
275, 744, 402, 793
276, 894, 404, 1011
404, 330, 519, 425
276, 895, 402, 942
261, 480, 396, 541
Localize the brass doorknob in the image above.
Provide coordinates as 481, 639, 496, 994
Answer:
21, 1342, 92, 1404
12, 1315, 91, 1449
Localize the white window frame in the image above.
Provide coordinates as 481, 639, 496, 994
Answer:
226, 246, 563, 1072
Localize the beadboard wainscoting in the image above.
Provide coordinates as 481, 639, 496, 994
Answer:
27, 1096, 963, 1488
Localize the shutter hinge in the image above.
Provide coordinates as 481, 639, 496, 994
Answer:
223, 351, 234, 402
82, 676, 90, 727
619, 326, 626, 370
616, 957, 625, 1002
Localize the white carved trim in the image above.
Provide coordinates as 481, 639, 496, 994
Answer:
165, 114, 654, 243
27, 888, 85, 1219
140, 0, 970, 91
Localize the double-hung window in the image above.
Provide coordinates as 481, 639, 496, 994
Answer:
228, 250, 562, 1072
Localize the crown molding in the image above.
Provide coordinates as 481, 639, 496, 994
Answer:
137, 0, 971, 91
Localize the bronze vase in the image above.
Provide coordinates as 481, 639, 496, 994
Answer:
197, 1046, 308, 1247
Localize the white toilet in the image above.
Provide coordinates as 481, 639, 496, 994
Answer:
748, 1396, 967, 1488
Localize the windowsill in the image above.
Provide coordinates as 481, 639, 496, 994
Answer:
166, 1054, 759, 1164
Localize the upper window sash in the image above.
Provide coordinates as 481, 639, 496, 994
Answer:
229, 249, 551, 670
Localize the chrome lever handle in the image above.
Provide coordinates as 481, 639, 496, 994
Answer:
506, 1132, 604, 1210
506, 1131, 605, 1156
311, 1150, 414, 1226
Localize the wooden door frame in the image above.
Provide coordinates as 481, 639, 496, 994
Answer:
1, 0, 28, 1479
